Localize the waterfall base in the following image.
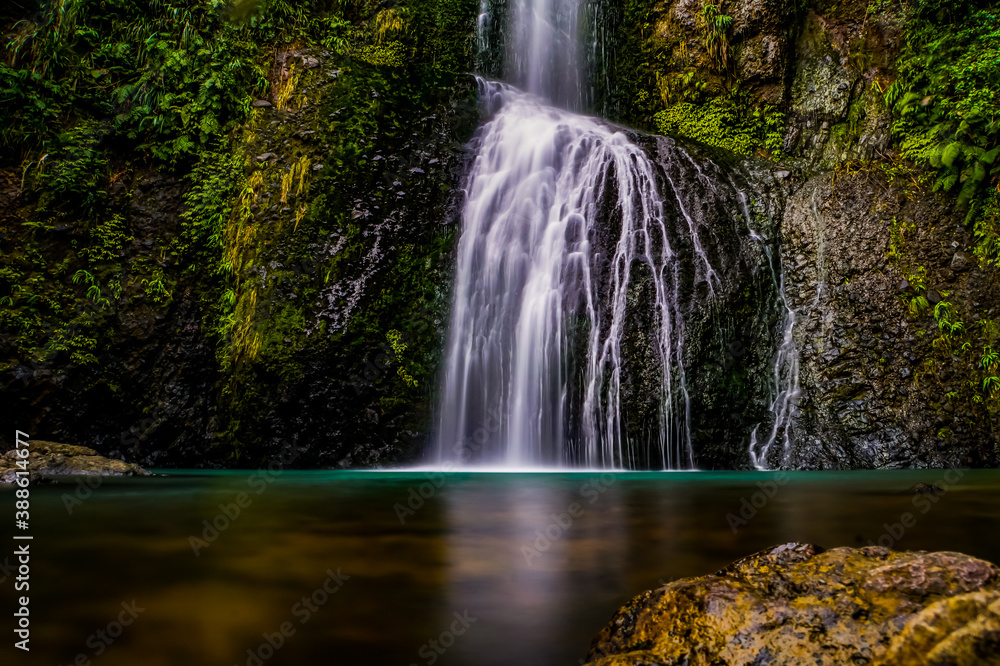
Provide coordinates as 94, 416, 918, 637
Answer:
435, 80, 787, 470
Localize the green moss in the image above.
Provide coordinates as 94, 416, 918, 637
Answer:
653, 96, 784, 157
355, 41, 406, 67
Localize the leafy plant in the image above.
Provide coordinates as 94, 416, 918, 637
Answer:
888, 0, 1000, 213
72, 269, 96, 287
386, 329, 418, 388
699, 4, 733, 76
33, 121, 110, 218
973, 188, 1000, 269
1, 0, 279, 165
934, 300, 963, 338
904, 267, 930, 315
139, 268, 172, 305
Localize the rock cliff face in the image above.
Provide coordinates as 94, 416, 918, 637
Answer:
608, 134, 783, 469
1, 0, 997, 468
0, 44, 479, 468
756, 0, 999, 467
586, 542, 1000, 666
781, 173, 1000, 469
614, 0, 999, 467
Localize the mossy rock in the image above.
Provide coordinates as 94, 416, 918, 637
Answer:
586, 542, 1000, 665
0, 440, 150, 485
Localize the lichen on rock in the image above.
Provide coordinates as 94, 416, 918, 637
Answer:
586, 542, 1000, 666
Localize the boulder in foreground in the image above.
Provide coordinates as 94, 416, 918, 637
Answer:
587, 542, 1000, 665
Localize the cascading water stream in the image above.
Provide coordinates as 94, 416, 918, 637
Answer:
435, 0, 798, 469
748, 260, 801, 470
435, 81, 710, 468
507, 0, 586, 109
435, 0, 718, 468
731, 182, 801, 470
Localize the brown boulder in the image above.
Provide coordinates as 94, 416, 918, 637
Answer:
586, 542, 1000, 665
0, 440, 150, 485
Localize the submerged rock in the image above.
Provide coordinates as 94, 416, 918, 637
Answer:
0, 441, 150, 485
909, 482, 945, 495
586, 542, 1000, 666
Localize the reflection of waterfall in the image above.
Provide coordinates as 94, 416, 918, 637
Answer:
435, 82, 713, 468
440, 474, 631, 664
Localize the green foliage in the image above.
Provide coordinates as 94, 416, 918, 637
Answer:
656, 69, 710, 106
0, 229, 113, 370
0, 63, 65, 154
973, 188, 1000, 268
589, 0, 665, 124
984, 344, 1000, 399
904, 285, 1000, 411
176, 147, 254, 368
33, 121, 110, 218
354, 42, 405, 67
85, 214, 131, 263
406, 0, 478, 78
886, 1, 1000, 418
757, 105, 786, 155
179, 149, 244, 266
0, 0, 300, 165
699, 4, 733, 75
386, 329, 418, 388
654, 95, 784, 156
905, 266, 929, 315
889, 0, 1000, 212
236, 0, 348, 43
139, 267, 172, 305
933, 300, 963, 340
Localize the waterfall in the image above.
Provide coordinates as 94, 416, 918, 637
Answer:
506, 0, 586, 110
748, 265, 801, 470
435, 0, 717, 469
435, 0, 790, 469
436, 80, 716, 467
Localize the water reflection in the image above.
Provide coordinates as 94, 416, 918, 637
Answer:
442, 474, 629, 664
1, 470, 998, 666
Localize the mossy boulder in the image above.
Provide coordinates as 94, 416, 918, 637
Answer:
586, 542, 1000, 665
0, 440, 150, 485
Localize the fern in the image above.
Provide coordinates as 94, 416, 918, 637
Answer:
888, 1, 1000, 218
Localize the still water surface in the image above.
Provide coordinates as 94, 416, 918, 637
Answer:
4, 469, 1000, 665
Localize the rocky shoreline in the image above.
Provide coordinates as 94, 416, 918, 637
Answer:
587, 542, 1000, 665
0, 440, 150, 486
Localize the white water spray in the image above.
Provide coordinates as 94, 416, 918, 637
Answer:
435, 80, 707, 468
